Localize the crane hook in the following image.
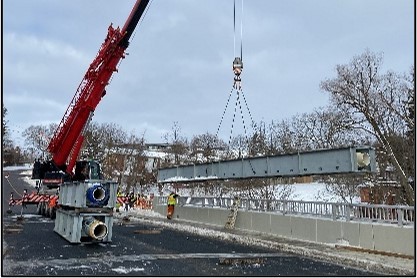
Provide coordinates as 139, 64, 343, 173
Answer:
233, 57, 243, 89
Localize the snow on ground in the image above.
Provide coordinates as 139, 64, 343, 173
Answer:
3, 164, 32, 171
290, 183, 360, 203
3, 165, 38, 188
112, 266, 145, 274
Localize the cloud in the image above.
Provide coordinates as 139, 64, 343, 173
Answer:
3, 0, 414, 147
4, 32, 87, 63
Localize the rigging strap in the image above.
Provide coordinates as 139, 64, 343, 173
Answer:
229, 89, 240, 145
238, 87, 254, 126
216, 87, 235, 138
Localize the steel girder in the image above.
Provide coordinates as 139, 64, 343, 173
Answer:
157, 146, 376, 183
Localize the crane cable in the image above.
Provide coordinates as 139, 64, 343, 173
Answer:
233, 0, 236, 58
216, 87, 234, 138
240, 0, 243, 61
217, 0, 254, 143
239, 87, 254, 125
231, 0, 254, 143
232, 0, 256, 175
233, 0, 243, 60
130, 0, 153, 44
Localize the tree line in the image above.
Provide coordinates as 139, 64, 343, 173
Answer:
2, 50, 414, 205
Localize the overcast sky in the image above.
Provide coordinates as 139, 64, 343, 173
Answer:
3, 0, 414, 146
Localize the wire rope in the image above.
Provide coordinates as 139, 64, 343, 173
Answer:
240, 0, 243, 59
216, 86, 235, 138
108, 0, 153, 86
239, 87, 254, 126
237, 87, 256, 174
237, 89, 247, 140
130, 0, 153, 43
233, 0, 236, 58
218, 0, 253, 152
229, 90, 240, 145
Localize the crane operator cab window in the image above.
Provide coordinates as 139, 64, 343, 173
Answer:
74, 160, 102, 181
88, 161, 102, 180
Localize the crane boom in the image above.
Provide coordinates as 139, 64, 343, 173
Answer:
27, 0, 152, 244
47, 0, 149, 175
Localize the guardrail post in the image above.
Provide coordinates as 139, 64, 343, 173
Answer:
345, 204, 351, 222
332, 204, 337, 220
397, 208, 403, 227
283, 201, 287, 215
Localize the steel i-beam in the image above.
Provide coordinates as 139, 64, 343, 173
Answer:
157, 146, 376, 183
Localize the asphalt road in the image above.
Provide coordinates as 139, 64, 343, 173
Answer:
2, 169, 379, 276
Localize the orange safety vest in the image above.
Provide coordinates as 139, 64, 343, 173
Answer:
49, 197, 57, 208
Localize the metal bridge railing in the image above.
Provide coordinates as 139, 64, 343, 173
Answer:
155, 196, 414, 226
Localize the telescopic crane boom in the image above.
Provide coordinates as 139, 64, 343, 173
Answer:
35, 0, 149, 180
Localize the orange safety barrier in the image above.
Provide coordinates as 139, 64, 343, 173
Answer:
117, 196, 129, 205
12, 192, 58, 205
108, 196, 155, 209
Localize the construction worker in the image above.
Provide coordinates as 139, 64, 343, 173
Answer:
35, 180, 40, 194
149, 193, 155, 210
128, 192, 136, 209
124, 193, 129, 211
137, 194, 144, 209
117, 188, 123, 197
167, 191, 179, 220
49, 195, 57, 208
48, 194, 58, 219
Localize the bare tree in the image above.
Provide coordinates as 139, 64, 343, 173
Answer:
230, 178, 295, 203
84, 122, 128, 179
294, 107, 360, 150
228, 134, 249, 159
269, 119, 296, 153
118, 133, 147, 194
321, 174, 365, 204
22, 123, 57, 160
189, 132, 226, 163
2, 104, 13, 150
248, 121, 269, 156
320, 49, 414, 204
162, 121, 188, 165
403, 66, 415, 187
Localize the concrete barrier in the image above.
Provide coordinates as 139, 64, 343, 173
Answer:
154, 205, 414, 256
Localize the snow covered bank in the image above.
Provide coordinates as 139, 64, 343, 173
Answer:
3, 164, 32, 171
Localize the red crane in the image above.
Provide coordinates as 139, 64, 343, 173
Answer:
34, 0, 150, 180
